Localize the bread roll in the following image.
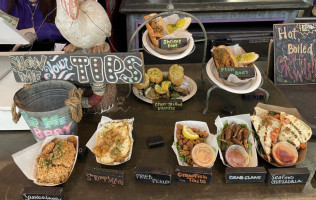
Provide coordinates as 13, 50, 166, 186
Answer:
168, 64, 184, 86
147, 68, 163, 83
212, 45, 238, 69
133, 73, 150, 89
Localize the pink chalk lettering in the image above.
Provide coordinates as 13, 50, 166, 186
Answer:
43, 129, 54, 137
54, 128, 64, 135
62, 121, 73, 134
33, 128, 45, 140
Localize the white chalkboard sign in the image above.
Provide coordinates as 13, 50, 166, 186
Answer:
9, 52, 144, 84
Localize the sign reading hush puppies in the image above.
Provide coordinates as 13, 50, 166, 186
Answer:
9, 52, 144, 84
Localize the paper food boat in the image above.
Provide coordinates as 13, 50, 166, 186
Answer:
171, 120, 218, 168
86, 116, 134, 166
252, 103, 308, 167
12, 134, 78, 186
215, 114, 258, 167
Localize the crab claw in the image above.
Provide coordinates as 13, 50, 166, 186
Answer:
61, 0, 79, 20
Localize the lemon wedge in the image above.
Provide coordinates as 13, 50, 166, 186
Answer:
161, 81, 171, 92
154, 84, 167, 95
166, 17, 191, 34
182, 125, 199, 140
235, 52, 259, 66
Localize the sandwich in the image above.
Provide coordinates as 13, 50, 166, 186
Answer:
144, 13, 169, 47
212, 45, 238, 69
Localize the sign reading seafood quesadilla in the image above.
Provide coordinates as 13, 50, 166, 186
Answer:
251, 106, 312, 167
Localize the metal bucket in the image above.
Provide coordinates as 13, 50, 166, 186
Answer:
13, 80, 81, 141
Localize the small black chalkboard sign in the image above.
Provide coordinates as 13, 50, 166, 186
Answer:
159, 38, 187, 49
225, 167, 267, 183
85, 168, 124, 185
134, 166, 171, 185
22, 187, 63, 200
219, 67, 255, 79
175, 165, 212, 184
152, 99, 183, 111
147, 135, 164, 148
243, 89, 266, 100
267, 168, 310, 185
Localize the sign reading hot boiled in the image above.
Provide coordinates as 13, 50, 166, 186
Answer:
274, 23, 316, 85
9, 52, 145, 84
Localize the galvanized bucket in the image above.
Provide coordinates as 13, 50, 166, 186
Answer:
12, 80, 83, 141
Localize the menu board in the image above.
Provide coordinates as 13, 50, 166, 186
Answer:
274, 23, 316, 84
9, 52, 144, 84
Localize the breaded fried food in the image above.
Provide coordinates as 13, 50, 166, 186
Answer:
93, 121, 132, 165
212, 45, 238, 69
36, 138, 77, 184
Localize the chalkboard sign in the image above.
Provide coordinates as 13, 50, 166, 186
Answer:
10, 52, 144, 84
152, 99, 183, 111
134, 166, 171, 185
225, 167, 266, 183
175, 165, 212, 184
159, 38, 187, 49
22, 187, 63, 200
274, 23, 316, 85
85, 168, 124, 185
267, 168, 310, 185
146, 135, 164, 148
243, 89, 266, 100
218, 67, 255, 79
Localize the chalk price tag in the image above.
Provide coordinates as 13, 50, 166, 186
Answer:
159, 38, 187, 49
85, 168, 124, 185
134, 166, 171, 185
22, 187, 64, 200
267, 168, 310, 185
175, 165, 212, 184
225, 167, 267, 183
152, 99, 183, 111
218, 67, 255, 79
243, 89, 266, 100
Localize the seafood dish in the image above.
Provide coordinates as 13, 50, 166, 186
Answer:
36, 136, 77, 184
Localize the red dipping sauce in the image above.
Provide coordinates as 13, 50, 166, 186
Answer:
225, 145, 249, 167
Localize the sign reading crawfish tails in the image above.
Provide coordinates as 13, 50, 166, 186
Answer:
9, 52, 145, 84
274, 23, 316, 84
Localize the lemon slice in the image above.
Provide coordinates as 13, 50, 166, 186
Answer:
166, 17, 191, 34
161, 81, 171, 92
235, 52, 259, 65
154, 84, 167, 94
182, 125, 199, 140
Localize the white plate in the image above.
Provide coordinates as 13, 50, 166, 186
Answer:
206, 58, 262, 94
142, 30, 195, 60
132, 72, 197, 104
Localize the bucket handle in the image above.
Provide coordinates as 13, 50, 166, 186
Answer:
11, 102, 21, 124
65, 88, 83, 123
11, 84, 30, 123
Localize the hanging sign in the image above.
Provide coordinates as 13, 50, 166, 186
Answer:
9, 52, 144, 84
274, 23, 316, 84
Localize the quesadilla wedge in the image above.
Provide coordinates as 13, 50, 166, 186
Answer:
278, 112, 312, 149
251, 115, 281, 162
